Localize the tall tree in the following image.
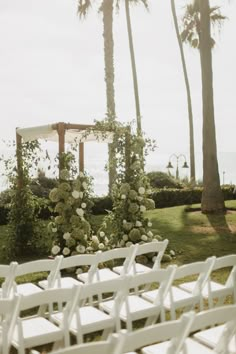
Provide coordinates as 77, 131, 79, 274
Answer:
170, 0, 196, 183
198, 0, 225, 213
78, 0, 117, 193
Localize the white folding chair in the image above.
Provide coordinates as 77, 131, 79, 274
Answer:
179, 254, 236, 308
100, 266, 176, 332
77, 245, 138, 283
0, 295, 21, 354
163, 256, 216, 320
39, 253, 100, 289
185, 304, 236, 354
11, 287, 77, 354
0, 261, 18, 298
114, 311, 195, 354
51, 276, 130, 344
113, 239, 168, 275
14, 256, 63, 296
49, 333, 120, 354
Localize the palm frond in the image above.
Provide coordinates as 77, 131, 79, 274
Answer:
77, 0, 92, 18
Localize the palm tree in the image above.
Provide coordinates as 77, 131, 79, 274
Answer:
78, 0, 117, 193
170, 0, 196, 183
181, 0, 226, 213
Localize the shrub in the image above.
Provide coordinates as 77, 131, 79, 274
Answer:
146, 171, 183, 189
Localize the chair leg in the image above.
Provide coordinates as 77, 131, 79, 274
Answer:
101, 327, 113, 340
52, 339, 64, 351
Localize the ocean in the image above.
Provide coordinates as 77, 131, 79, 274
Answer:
0, 143, 235, 196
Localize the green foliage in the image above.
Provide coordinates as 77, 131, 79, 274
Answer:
146, 171, 183, 189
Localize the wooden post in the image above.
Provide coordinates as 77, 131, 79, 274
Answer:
57, 122, 65, 176
16, 130, 23, 189
79, 142, 84, 173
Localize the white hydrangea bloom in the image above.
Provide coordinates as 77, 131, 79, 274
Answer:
122, 234, 129, 241
147, 189, 152, 195
121, 194, 126, 200
79, 192, 84, 198
148, 221, 152, 227
63, 232, 71, 240
51, 245, 60, 255
76, 245, 86, 253
141, 235, 148, 241
170, 250, 175, 256
138, 187, 145, 195
86, 246, 93, 252
135, 221, 142, 227
98, 243, 105, 250
137, 196, 143, 202
72, 190, 80, 199
92, 235, 99, 244
76, 268, 83, 275
140, 205, 146, 213
104, 237, 109, 244
76, 208, 84, 217
119, 240, 125, 247
62, 247, 70, 256
126, 241, 133, 247
82, 181, 87, 189
152, 238, 158, 242
79, 172, 84, 178
81, 203, 87, 209
52, 227, 57, 233
147, 231, 153, 237
84, 234, 88, 241
123, 219, 127, 224
100, 231, 105, 238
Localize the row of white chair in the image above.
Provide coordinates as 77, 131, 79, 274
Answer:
1, 253, 236, 354
51, 304, 236, 354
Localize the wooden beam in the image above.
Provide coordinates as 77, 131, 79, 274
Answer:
79, 142, 84, 173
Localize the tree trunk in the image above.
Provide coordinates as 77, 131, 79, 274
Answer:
199, 0, 225, 213
102, 0, 117, 193
125, 0, 142, 136
170, 0, 196, 184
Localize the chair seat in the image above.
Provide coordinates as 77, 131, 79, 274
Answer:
164, 286, 199, 310
142, 337, 215, 354
16, 283, 43, 296
78, 268, 120, 283
39, 277, 81, 290
52, 306, 115, 335
12, 316, 63, 349
113, 263, 151, 276
193, 324, 225, 348
100, 295, 160, 322
179, 280, 233, 299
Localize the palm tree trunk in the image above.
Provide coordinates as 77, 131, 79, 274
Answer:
101, 0, 117, 193
170, 0, 196, 183
125, 0, 142, 136
199, 0, 225, 213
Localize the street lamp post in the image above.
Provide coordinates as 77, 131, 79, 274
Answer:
166, 154, 189, 180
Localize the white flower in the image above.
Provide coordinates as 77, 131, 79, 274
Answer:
121, 194, 126, 200
79, 172, 84, 178
82, 181, 87, 189
51, 245, 60, 255
147, 189, 152, 195
98, 243, 105, 250
147, 221, 152, 227
72, 190, 80, 199
119, 240, 125, 247
76, 268, 83, 275
152, 238, 158, 242
52, 227, 57, 233
138, 187, 145, 195
135, 221, 142, 227
84, 234, 88, 241
100, 231, 105, 238
76, 208, 84, 217
152, 256, 157, 263
170, 250, 175, 256
62, 247, 70, 256
86, 246, 93, 252
76, 245, 86, 253
122, 234, 129, 241
92, 235, 99, 244
81, 202, 87, 209
137, 196, 143, 202
140, 205, 146, 213
104, 237, 109, 244
141, 235, 148, 241
147, 231, 153, 237
79, 192, 83, 198
126, 241, 133, 247
63, 232, 71, 240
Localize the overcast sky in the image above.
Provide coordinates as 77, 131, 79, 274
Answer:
0, 0, 235, 186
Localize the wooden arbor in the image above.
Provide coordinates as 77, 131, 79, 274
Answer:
16, 122, 114, 188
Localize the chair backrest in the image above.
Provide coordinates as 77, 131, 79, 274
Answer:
15, 256, 63, 288
174, 256, 216, 295
213, 254, 236, 287
115, 311, 195, 354
0, 295, 21, 354
98, 244, 138, 275
190, 304, 236, 353
135, 239, 169, 269
50, 333, 120, 354
0, 261, 18, 298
